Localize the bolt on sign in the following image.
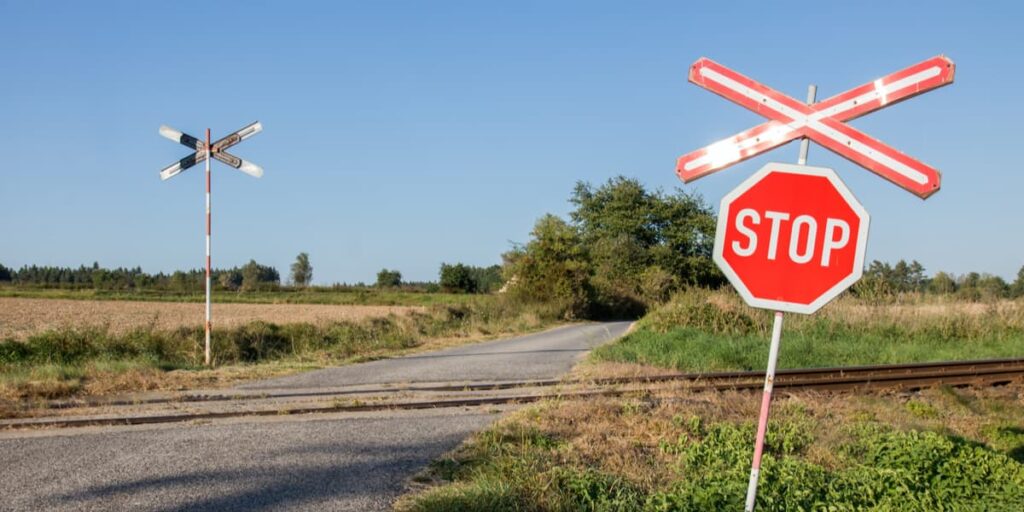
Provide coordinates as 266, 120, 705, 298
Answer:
673, 56, 953, 511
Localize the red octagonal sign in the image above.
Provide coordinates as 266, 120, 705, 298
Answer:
714, 163, 870, 314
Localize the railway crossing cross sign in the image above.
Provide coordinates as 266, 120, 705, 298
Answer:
158, 121, 264, 366
714, 163, 869, 314
677, 56, 955, 198
159, 121, 263, 181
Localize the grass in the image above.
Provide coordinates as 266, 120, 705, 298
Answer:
591, 289, 1024, 371
0, 299, 554, 412
0, 285, 482, 307
398, 386, 1024, 511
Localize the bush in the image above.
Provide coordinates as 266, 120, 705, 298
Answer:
241, 260, 280, 291
440, 263, 477, 293
503, 215, 592, 320
376, 269, 402, 288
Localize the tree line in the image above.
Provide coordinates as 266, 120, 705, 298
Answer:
0, 255, 505, 295
373, 264, 503, 293
855, 259, 1024, 300
0, 260, 281, 292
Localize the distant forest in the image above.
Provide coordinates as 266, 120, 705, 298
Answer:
0, 260, 281, 292
2, 257, 1022, 299
855, 259, 1024, 300
0, 260, 505, 295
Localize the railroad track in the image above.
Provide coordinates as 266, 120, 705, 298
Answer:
4, 358, 1022, 430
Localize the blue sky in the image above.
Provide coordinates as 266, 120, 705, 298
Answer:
1, 1, 1021, 284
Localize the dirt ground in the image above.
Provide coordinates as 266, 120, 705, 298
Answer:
0, 297, 424, 340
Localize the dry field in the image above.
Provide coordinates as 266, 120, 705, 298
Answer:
0, 297, 424, 340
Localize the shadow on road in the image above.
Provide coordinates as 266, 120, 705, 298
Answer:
51, 431, 466, 511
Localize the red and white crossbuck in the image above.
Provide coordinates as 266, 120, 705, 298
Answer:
676, 56, 955, 198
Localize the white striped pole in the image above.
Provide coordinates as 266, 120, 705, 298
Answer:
204, 128, 212, 366
744, 84, 817, 512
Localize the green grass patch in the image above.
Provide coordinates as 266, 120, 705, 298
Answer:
591, 289, 1024, 371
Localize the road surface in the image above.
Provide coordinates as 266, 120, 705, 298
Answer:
0, 321, 631, 511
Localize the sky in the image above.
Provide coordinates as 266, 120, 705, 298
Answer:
1, 1, 1021, 284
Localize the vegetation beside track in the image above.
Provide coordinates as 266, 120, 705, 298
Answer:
0, 299, 556, 412
398, 385, 1024, 511
591, 288, 1024, 371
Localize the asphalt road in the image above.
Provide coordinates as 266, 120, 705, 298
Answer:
240, 321, 631, 390
0, 321, 631, 511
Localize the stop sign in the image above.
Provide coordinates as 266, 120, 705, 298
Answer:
713, 163, 870, 314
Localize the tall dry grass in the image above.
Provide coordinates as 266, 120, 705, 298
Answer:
0, 300, 552, 408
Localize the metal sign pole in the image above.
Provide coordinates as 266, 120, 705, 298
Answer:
744, 84, 817, 512
204, 128, 212, 366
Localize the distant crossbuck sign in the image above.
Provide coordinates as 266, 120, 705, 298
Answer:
676, 56, 955, 198
159, 121, 263, 181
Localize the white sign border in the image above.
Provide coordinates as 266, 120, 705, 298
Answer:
712, 162, 870, 315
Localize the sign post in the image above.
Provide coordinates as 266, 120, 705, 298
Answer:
159, 122, 264, 366
675, 57, 953, 511
745, 84, 815, 512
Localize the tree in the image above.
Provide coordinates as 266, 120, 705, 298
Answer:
440, 263, 476, 293
569, 176, 720, 288
467, 265, 504, 293
928, 271, 956, 295
503, 214, 591, 319
0, 263, 11, 282
955, 272, 982, 301
376, 269, 402, 288
976, 274, 1008, 299
856, 259, 928, 297
218, 269, 243, 291
587, 233, 648, 316
1013, 266, 1024, 298
241, 260, 280, 291
290, 252, 313, 287
433, 264, 503, 293
169, 271, 192, 292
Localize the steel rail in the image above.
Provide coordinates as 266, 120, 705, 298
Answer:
5, 358, 1023, 430
41, 358, 1024, 410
